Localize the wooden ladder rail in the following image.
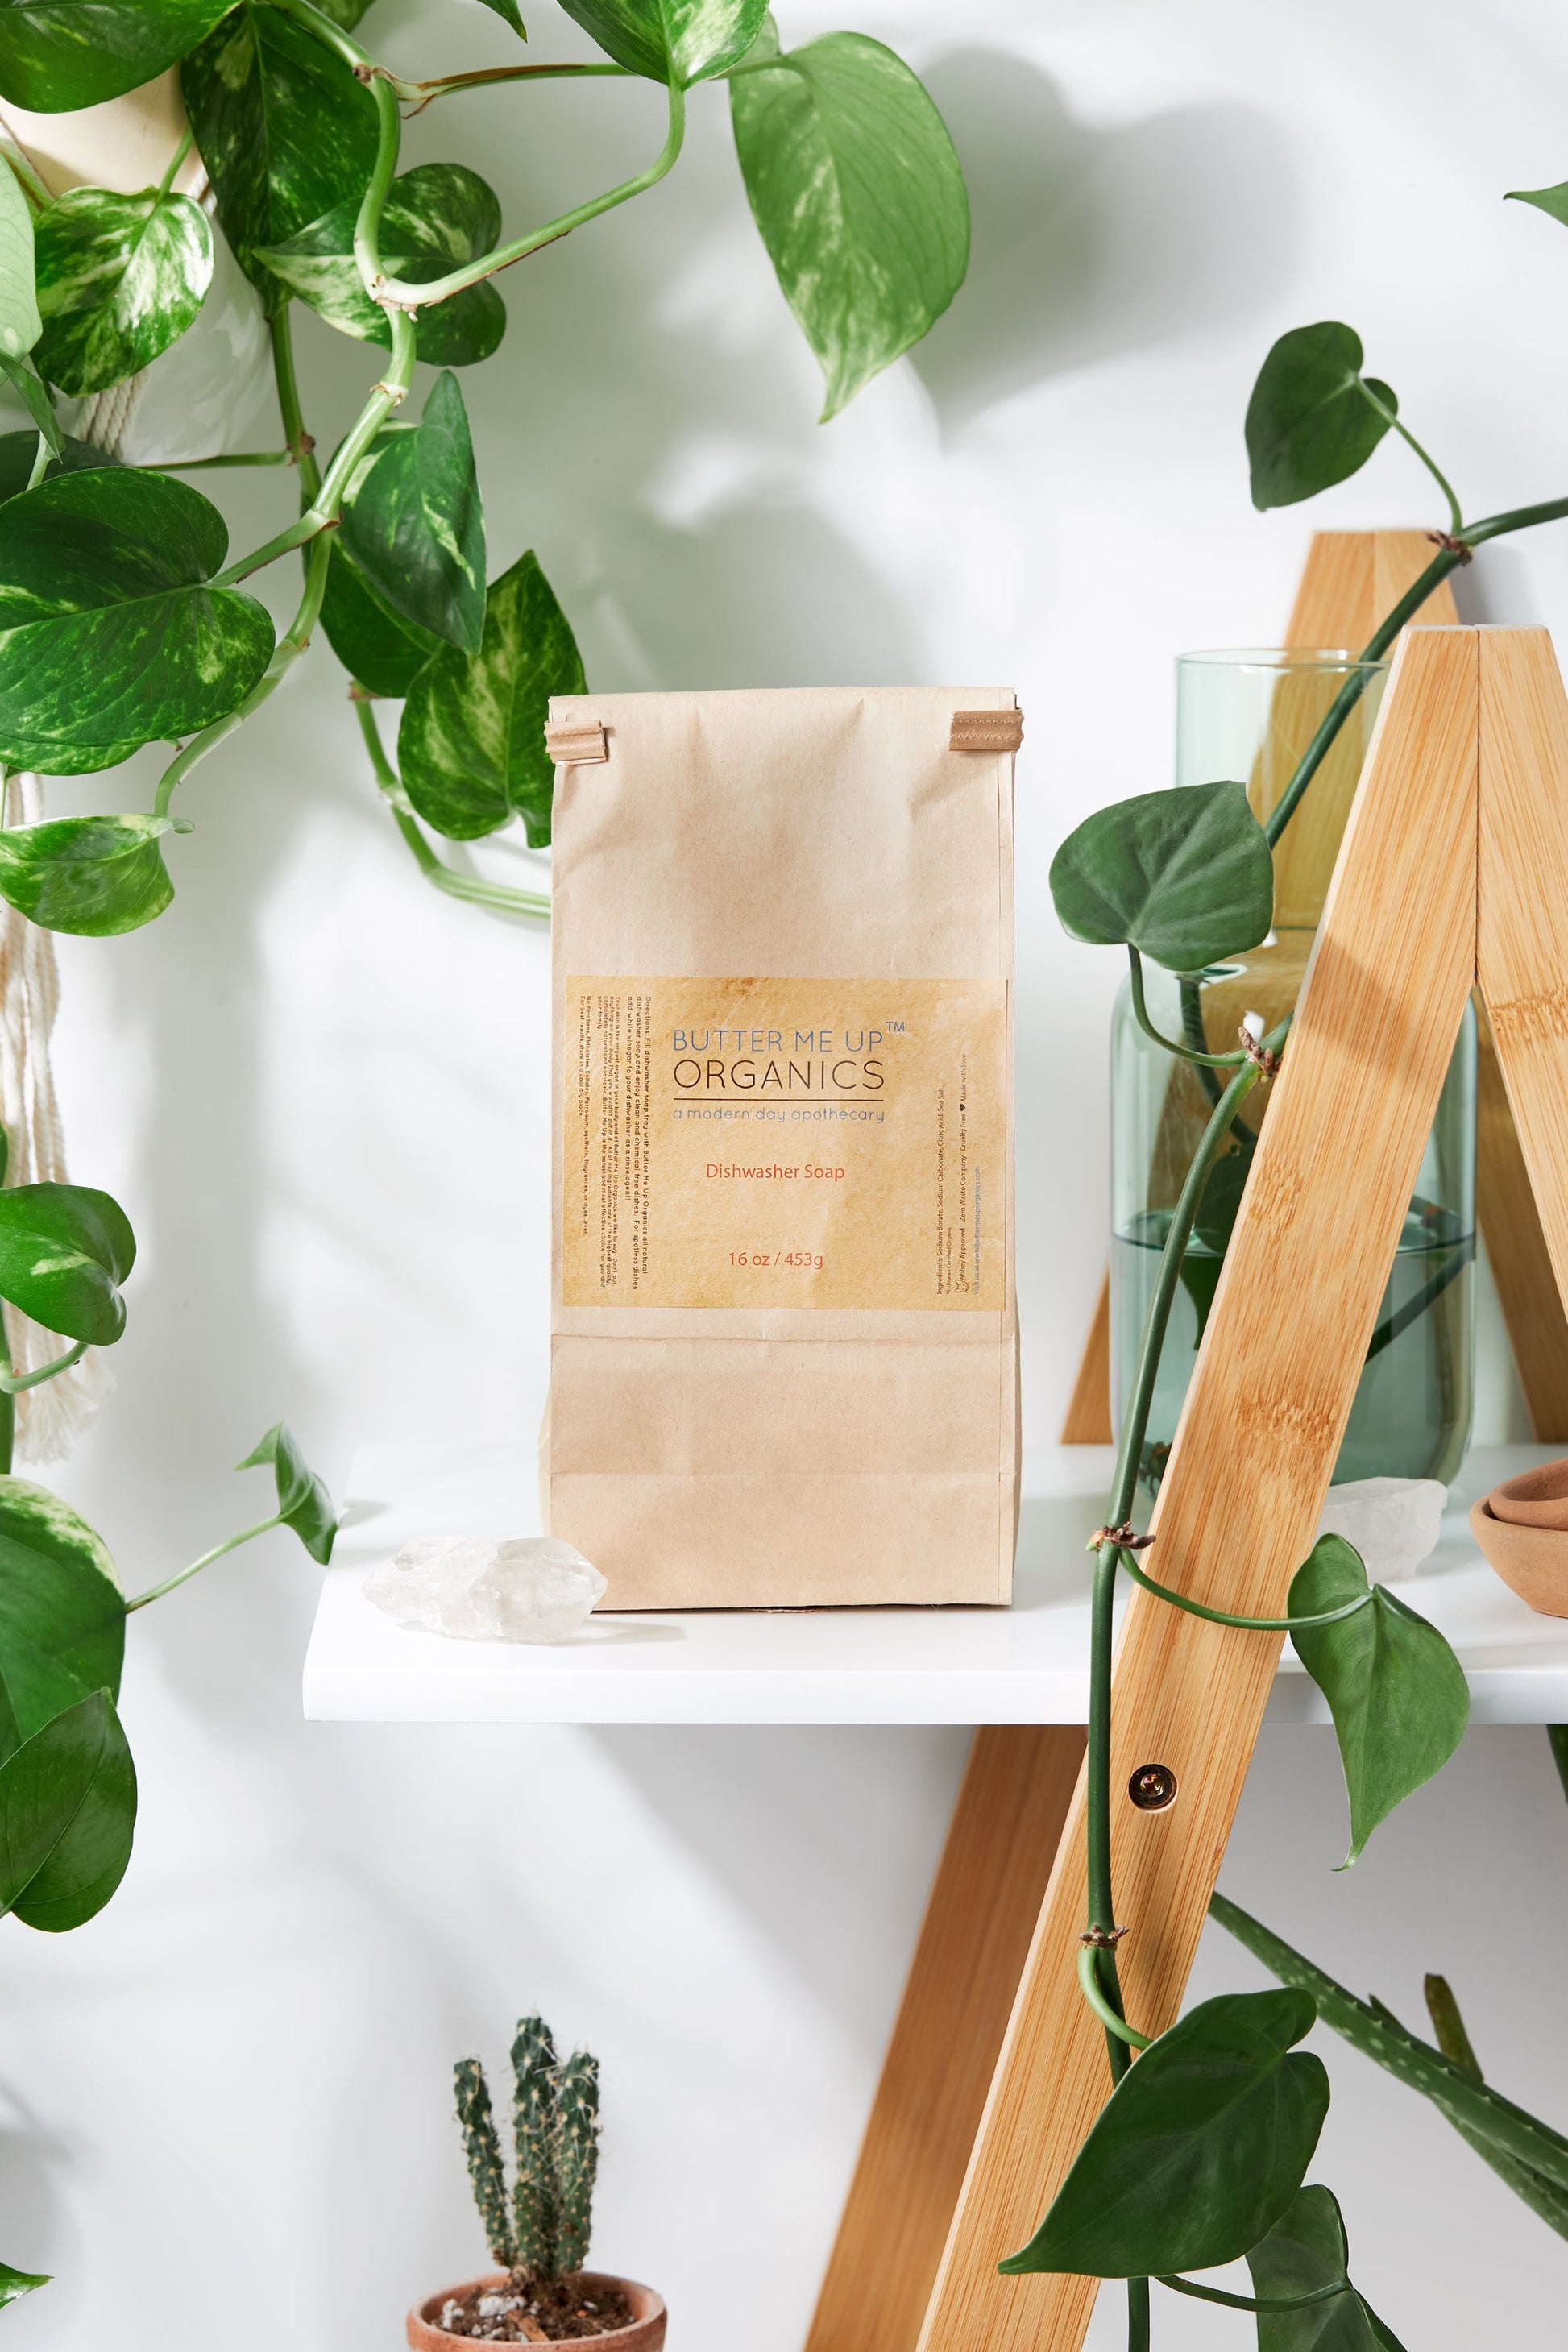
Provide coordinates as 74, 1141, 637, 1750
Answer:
917, 625, 1492, 2348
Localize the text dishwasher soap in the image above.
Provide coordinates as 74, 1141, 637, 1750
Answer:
544, 688, 1019, 1608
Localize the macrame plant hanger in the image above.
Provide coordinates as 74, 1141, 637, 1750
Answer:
0, 773, 105, 1462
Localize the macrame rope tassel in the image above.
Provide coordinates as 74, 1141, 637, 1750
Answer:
0, 773, 106, 1463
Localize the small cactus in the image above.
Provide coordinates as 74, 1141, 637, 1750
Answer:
452, 2016, 602, 2283
554, 2051, 601, 2276
454, 2058, 516, 2269
510, 2015, 561, 2276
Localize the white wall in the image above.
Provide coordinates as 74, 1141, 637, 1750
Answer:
3, 0, 1568, 2342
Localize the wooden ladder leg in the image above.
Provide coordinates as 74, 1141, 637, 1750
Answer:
917, 626, 1482, 2352
1477, 629, 1568, 1324
804, 1726, 1085, 2352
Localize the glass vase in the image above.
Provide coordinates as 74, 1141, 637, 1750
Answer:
1110, 649, 1477, 1495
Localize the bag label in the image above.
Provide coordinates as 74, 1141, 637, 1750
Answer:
562, 976, 1007, 1310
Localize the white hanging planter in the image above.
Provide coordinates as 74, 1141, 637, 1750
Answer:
0, 65, 271, 463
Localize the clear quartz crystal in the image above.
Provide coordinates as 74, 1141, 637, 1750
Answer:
1314, 1476, 1448, 1583
363, 1533, 607, 1643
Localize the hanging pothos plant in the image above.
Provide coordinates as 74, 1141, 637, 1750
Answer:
0, 0, 969, 2318
0, 0, 969, 928
1014, 175, 1568, 2352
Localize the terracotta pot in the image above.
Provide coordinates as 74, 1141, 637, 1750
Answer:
408, 2271, 666, 2351
1470, 1495, 1568, 1616
1486, 1456, 1568, 1531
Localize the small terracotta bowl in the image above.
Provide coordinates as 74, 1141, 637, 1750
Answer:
1471, 1491, 1568, 1617
1486, 1457, 1568, 1530
408, 2271, 666, 2352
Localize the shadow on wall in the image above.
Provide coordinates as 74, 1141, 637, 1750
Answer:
911, 52, 1302, 433
590, 507, 925, 690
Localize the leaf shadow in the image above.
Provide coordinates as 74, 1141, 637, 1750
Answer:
911, 52, 1304, 433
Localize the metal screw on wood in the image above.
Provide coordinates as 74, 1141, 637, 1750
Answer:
1128, 1763, 1178, 1811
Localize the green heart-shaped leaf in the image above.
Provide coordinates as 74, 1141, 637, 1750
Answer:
1247, 2185, 1408, 2351
338, 371, 485, 655
259, 162, 506, 369
1050, 779, 1274, 972
320, 541, 442, 699
1289, 1533, 1469, 1866
731, 31, 969, 418
0, 467, 272, 774
999, 1990, 1328, 2279
237, 1421, 336, 1564
0, 429, 118, 502
34, 185, 213, 396
0, 813, 193, 935
1246, 323, 1396, 512
0, 0, 234, 110
181, 2, 380, 307
0, 1181, 135, 1344
0, 1477, 122, 1760
397, 549, 585, 843
0, 2261, 49, 2307
0, 154, 39, 362
0, 1687, 135, 1931
560, 0, 766, 85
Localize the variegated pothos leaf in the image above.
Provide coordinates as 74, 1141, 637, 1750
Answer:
34, 186, 213, 395
730, 31, 969, 418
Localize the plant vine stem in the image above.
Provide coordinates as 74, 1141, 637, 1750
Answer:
0, 1306, 15, 1475
1157, 2274, 1348, 2315
153, 531, 333, 815
1128, 948, 1247, 1068
140, 450, 295, 471
1076, 1943, 1150, 2047
1115, 1548, 1373, 1634
208, 372, 388, 587
372, 74, 684, 305
0, 1338, 87, 1394
23, 432, 48, 492
389, 61, 628, 114
268, 0, 685, 309
151, 309, 417, 818
1356, 380, 1463, 534
1265, 491, 1568, 852
124, 1513, 284, 1613
355, 700, 551, 918
156, 124, 194, 204
271, 305, 322, 504
1081, 1026, 1285, 2069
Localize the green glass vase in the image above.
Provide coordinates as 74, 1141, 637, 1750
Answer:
1109, 650, 1476, 1495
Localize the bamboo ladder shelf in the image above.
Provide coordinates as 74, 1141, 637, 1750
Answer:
805, 561, 1568, 2352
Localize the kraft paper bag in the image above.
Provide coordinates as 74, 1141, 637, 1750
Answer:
542, 686, 1019, 1608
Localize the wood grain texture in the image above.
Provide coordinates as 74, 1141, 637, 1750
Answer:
1058, 1271, 1111, 1445
1479, 632, 1568, 1358
1061, 532, 1459, 1447
1282, 528, 1458, 648
1475, 996, 1568, 1437
918, 628, 1480, 2352
805, 1727, 1085, 2352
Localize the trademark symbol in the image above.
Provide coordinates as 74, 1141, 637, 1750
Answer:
887, 1020, 905, 1032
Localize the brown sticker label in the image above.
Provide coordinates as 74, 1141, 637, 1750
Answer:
562, 977, 1006, 1310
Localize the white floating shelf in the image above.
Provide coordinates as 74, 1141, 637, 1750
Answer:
301, 1441, 1568, 1726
